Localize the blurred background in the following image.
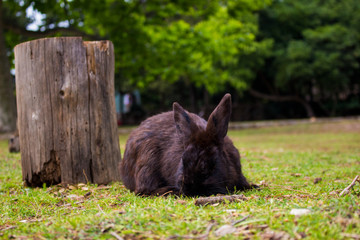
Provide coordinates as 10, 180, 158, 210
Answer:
1, 0, 359, 131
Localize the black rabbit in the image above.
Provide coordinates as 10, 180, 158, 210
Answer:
120, 94, 251, 196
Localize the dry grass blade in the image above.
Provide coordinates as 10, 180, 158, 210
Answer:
232, 215, 250, 226
194, 195, 247, 206
97, 204, 105, 214
110, 231, 124, 240
341, 233, 360, 239
339, 175, 359, 196
0, 225, 16, 231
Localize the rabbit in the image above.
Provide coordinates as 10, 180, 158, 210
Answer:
119, 93, 252, 196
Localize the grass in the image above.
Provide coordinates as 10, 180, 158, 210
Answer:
1, 119, 360, 239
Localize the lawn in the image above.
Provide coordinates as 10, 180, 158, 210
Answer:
1, 119, 359, 239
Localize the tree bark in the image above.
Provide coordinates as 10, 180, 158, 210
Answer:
14, 37, 121, 187
189, 82, 198, 113
199, 88, 210, 118
249, 88, 315, 118
0, 0, 17, 132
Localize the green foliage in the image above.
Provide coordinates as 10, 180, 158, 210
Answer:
3, 0, 271, 94
141, 1, 271, 94
260, 0, 360, 101
2, 0, 360, 117
1, 120, 360, 238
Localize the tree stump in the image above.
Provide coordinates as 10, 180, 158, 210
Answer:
14, 37, 121, 186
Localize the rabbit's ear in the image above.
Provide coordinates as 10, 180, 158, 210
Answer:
206, 93, 232, 142
173, 102, 198, 142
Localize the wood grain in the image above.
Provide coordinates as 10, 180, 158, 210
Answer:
14, 37, 121, 186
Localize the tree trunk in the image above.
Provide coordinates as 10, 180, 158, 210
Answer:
0, 0, 17, 132
14, 37, 121, 187
190, 83, 198, 113
199, 88, 209, 118
249, 88, 315, 118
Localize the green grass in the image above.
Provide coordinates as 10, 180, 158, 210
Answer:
1, 120, 360, 239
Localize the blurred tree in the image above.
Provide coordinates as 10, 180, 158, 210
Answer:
2, 0, 272, 120
0, 0, 97, 132
137, 0, 272, 111
256, 0, 360, 117
10, 0, 358, 121
0, 0, 16, 132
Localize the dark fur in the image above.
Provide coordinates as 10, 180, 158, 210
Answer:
120, 94, 251, 196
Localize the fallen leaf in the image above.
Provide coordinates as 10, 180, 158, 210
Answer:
0, 225, 16, 231
68, 185, 76, 190
290, 208, 311, 216
67, 194, 84, 201
314, 178, 322, 184
84, 192, 92, 198
225, 209, 239, 213
67, 194, 78, 199
176, 200, 187, 205
59, 188, 65, 193
256, 224, 269, 230
214, 225, 237, 237
110, 231, 124, 240
101, 223, 114, 233
341, 233, 360, 239
259, 180, 267, 186
329, 190, 340, 196
45, 222, 53, 227
262, 230, 291, 240
297, 232, 307, 239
